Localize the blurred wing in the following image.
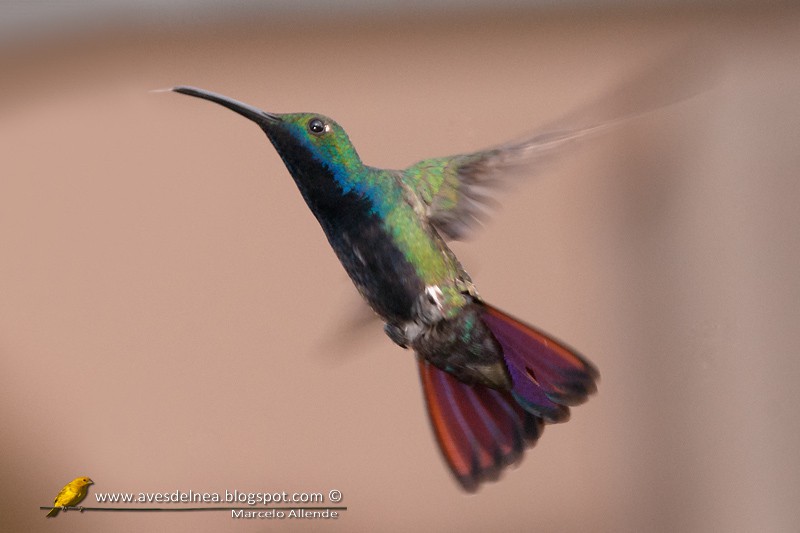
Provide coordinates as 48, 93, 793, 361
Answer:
405, 123, 612, 241
417, 358, 544, 491
403, 47, 713, 241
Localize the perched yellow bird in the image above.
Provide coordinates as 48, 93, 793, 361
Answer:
46, 476, 94, 517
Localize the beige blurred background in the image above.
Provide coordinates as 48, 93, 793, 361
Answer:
2, 3, 799, 532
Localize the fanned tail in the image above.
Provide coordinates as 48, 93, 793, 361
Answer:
482, 304, 599, 423
418, 358, 544, 492
417, 302, 598, 490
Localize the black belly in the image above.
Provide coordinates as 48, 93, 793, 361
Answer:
324, 207, 423, 323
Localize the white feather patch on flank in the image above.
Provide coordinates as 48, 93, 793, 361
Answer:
425, 285, 444, 310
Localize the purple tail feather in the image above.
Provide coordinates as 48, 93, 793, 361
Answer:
418, 302, 598, 490
482, 304, 599, 423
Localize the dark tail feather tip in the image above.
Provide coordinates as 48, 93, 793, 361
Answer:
481, 303, 599, 420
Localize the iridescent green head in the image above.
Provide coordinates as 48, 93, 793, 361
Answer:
275, 112, 362, 175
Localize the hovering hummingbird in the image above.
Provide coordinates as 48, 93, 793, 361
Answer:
171, 86, 599, 491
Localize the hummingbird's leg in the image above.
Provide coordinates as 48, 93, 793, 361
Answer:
383, 323, 409, 348
384, 319, 428, 348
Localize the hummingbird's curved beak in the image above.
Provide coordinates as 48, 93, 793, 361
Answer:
171, 86, 281, 125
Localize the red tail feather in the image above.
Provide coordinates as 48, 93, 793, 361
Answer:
417, 302, 597, 490
418, 358, 543, 491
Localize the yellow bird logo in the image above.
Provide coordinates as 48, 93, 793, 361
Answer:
46, 476, 94, 518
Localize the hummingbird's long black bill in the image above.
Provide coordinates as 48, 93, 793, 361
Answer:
171, 86, 281, 125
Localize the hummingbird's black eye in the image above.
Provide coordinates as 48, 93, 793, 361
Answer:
308, 118, 326, 135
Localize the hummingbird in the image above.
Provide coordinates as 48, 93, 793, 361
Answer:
171, 86, 599, 491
